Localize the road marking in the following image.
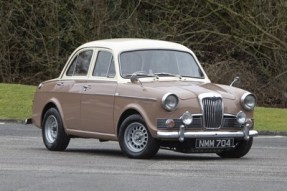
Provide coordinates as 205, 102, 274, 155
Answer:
0, 122, 5, 125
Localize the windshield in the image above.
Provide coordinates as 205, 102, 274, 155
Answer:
119, 50, 204, 78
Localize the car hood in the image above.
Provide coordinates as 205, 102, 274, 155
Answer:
144, 81, 236, 100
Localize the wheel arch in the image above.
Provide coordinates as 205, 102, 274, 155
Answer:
41, 99, 65, 129
116, 103, 158, 138
117, 109, 141, 138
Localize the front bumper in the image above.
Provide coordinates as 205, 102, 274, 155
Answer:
157, 130, 258, 139
157, 125, 258, 142
157, 110, 258, 142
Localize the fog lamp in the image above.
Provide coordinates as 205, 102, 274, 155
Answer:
181, 111, 193, 125
236, 111, 247, 124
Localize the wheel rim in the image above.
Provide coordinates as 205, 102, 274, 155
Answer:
124, 122, 148, 152
45, 115, 58, 144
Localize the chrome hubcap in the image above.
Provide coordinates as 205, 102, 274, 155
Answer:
45, 115, 58, 143
124, 122, 148, 152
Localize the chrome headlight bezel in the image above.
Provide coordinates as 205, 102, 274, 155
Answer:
241, 93, 256, 111
162, 93, 179, 111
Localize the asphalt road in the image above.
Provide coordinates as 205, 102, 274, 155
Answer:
0, 123, 286, 191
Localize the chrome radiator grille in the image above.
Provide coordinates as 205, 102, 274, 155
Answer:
202, 97, 223, 129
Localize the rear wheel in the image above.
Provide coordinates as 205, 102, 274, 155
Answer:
119, 114, 159, 159
42, 108, 70, 151
217, 138, 253, 158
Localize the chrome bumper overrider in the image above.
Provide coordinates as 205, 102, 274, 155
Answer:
157, 126, 258, 142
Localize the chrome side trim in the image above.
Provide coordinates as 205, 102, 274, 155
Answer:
116, 95, 157, 101
157, 130, 258, 139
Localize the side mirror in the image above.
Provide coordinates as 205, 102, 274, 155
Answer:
130, 74, 143, 87
230, 76, 240, 87
130, 74, 139, 84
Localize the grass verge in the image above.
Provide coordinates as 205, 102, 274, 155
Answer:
254, 107, 287, 132
0, 83, 286, 132
0, 83, 36, 120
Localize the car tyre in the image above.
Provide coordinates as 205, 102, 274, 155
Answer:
216, 137, 253, 158
42, 108, 70, 151
119, 114, 159, 159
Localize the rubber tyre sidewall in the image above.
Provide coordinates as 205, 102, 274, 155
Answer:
119, 114, 159, 159
42, 108, 70, 151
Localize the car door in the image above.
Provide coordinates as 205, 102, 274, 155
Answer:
58, 49, 93, 130
80, 50, 118, 135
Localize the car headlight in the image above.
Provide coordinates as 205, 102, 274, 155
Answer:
162, 93, 179, 111
241, 93, 256, 111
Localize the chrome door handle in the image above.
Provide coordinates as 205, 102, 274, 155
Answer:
56, 82, 64, 86
83, 85, 91, 91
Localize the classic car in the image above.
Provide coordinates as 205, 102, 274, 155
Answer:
31, 38, 258, 159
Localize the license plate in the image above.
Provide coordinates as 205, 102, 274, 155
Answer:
196, 138, 234, 148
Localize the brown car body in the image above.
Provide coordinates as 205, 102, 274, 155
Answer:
32, 39, 258, 158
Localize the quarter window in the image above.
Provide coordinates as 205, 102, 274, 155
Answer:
66, 50, 93, 76
93, 51, 115, 78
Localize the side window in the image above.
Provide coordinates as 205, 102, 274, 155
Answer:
66, 50, 93, 76
93, 51, 115, 78
66, 56, 78, 76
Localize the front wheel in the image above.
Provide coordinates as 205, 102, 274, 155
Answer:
119, 114, 159, 159
42, 108, 70, 151
217, 137, 253, 158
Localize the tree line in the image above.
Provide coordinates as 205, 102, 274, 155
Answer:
1, 0, 286, 107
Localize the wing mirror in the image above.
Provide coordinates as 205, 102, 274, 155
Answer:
230, 76, 240, 87
130, 74, 143, 87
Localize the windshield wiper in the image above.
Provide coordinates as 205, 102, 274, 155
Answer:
128, 72, 158, 87
154, 72, 182, 78
181, 75, 202, 78
124, 71, 157, 78
125, 72, 183, 79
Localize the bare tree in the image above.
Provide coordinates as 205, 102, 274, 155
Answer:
0, 0, 286, 107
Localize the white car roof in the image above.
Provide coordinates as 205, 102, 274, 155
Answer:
59, 38, 211, 83
78, 38, 191, 53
